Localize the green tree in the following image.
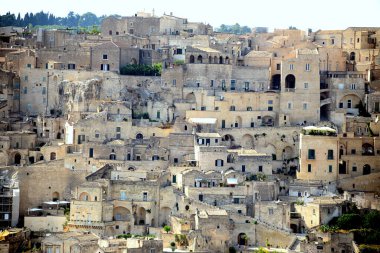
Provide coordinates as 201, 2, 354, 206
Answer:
163, 225, 171, 233
336, 213, 362, 230
363, 210, 380, 230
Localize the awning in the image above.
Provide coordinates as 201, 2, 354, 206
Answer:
189, 118, 217, 124
226, 178, 238, 185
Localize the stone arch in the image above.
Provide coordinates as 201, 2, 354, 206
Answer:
52, 192, 60, 201
14, 152, 21, 165
197, 55, 203, 63
189, 55, 195, 63
262, 115, 274, 126
136, 133, 143, 140
50, 152, 56, 160
238, 233, 248, 246
235, 116, 242, 128
208, 56, 212, 63
241, 134, 254, 148
259, 143, 277, 160
114, 206, 131, 221
185, 93, 196, 103
338, 94, 361, 109
283, 146, 294, 159
363, 164, 371, 175
222, 134, 235, 147
79, 192, 91, 201
159, 207, 172, 226
285, 74, 296, 89
362, 143, 374, 156
136, 207, 146, 225
219, 56, 224, 64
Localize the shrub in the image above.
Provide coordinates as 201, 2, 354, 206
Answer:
163, 225, 171, 233
336, 213, 362, 230
229, 246, 237, 253
120, 63, 162, 76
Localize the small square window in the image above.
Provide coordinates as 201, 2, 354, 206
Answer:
102, 54, 108, 60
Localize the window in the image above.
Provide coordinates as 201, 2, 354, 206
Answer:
304, 83, 309, 89
47, 247, 53, 253
156, 111, 160, 119
305, 63, 310, 71
328, 165, 333, 173
287, 102, 292, 109
210, 80, 214, 87
339, 102, 344, 108
289, 64, 294, 70
233, 198, 239, 204
327, 150, 334, 160
303, 103, 308, 110
268, 100, 273, 105
331, 39, 335, 45
350, 83, 356, 90
95, 133, 99, 138
313, 209, 316, 215
352, 166, 357, 172
268, 208, 274, 215
230, 80, 236, 91
259, 165, 263, 172
276, 64, 281, 70
215, 159, 224, 167
351, 149, 356, 155
68, 63, 76, 69
23, 87, 27, 94
172, 79, 176, 86
308, 149, 315, 159
42, 87, 46, 94
347, 99, 352, 108
150, 249, 156, 253
244, 82, 249, 91
201, 106, 206, 111
103, 54, 108, 60
221, 80, 226, 90
308, 164, 312, 172
242, 165, 246, 172
116, 127, 121, 132
268, 106, 273, 111
143, 192, 148, 201
24, 75, 28, 81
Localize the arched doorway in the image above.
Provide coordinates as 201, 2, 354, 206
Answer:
189, 55, 195, 63
271, 74, 281, 90
57, 133, 62, 139
14, 153, 21, 165
237, 233, 248, 246
136, 133, 143, 140
285, 74, 296, 90
136, 207, 146, 225
241, 134, 254, 148
219, 56, 223, 64
52, 192, 60, 201
225, 56, 230, 64
222, 134, 235, 148
350, 52, 356, 61
363, 164, 371, 175
159, 207, 172, 226
235, 116, 242, 128
197, 55, 203, 63
50, 152, 56, 160
283, 146, 294, 160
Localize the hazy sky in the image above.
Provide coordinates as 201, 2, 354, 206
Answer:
1, 0, 379, 31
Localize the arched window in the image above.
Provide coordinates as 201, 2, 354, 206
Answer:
350, 52, 356, 61
285, 74, 296, 90
189, 55, 195, 63
136, 133, 143, 140
197, 55, 203, 63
